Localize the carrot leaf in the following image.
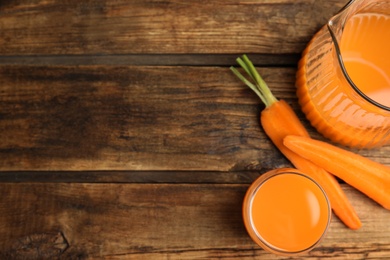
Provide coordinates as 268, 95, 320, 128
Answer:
230, 54, 278, 108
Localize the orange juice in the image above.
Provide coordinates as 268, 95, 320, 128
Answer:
341, 13, 390, 108
242, 168, 331, 256
296, 10, 390, 148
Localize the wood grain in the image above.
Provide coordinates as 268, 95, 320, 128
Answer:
0, 183, 389, 259
0, 170, 261, 184
1, 0, 389, 259
0, 65, 294, 171
1, 65, 389, 172
0, 0, 346, 55
0, 54, 301, 67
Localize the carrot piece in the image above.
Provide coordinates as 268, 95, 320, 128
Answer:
284, 135, 390, 210
231, 55, 362, 229
261, 103, 361, 229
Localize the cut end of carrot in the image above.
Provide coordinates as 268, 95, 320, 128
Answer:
283, 135, 302, 147
283, 135, 390, 211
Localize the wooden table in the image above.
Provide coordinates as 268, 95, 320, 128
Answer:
1, 0, 389, 259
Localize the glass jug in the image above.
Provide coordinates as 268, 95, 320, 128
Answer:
296, 0, 390, 149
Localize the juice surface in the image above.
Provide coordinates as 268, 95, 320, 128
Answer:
341, 13, 390, 108
250, 173, 329, 253
295, 12, 390, 148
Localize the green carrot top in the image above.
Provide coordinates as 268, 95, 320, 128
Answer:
230, 54, 278, 108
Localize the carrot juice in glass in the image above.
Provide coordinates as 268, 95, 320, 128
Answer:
242, 168, 331, 256
296, 0, 390, 148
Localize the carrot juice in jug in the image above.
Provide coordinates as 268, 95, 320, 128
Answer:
341, 13, 390, 108
296, 0, 390, 148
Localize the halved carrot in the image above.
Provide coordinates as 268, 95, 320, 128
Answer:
261, 100, 361, 230
284, 135, 390, 210
231, 55, 361, 229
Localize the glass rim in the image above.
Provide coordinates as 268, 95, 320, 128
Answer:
243, 169, 332, 256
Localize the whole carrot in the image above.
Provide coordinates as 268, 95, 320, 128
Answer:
284, 135, 390, 210
231, 55, 361, 229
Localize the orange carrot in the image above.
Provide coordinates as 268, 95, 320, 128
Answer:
262, 105, 361, 229
231, 55, 361, 229
284, 135, 390, 210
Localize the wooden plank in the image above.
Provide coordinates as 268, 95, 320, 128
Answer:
0, 171, 261, 184
0, 65, 293, 171
0, 0, 346, 55
1, 65, 389, 172
0, 54, 300, 67
0, 183, 389, 259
